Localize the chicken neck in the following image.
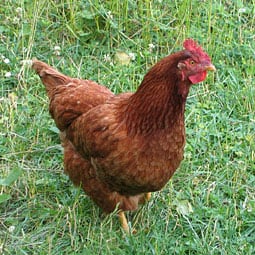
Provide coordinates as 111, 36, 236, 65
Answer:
124, 63, 192, 136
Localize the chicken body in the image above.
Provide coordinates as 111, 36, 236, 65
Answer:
32, 39, 215, 232
67, 93, 185, 195
33, 67, 145, 213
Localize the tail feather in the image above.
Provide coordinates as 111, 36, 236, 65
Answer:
32, 59, 113, 131
32, 59, 72, 96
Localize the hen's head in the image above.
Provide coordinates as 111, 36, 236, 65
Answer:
177, 39, 216, 84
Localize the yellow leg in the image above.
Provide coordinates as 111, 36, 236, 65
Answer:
118, 211, 130, 233
145, 192, 151, 202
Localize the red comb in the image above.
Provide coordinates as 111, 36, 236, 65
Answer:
183, 39, 210, 61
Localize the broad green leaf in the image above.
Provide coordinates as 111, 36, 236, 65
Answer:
49, 126, 59, 134
114, 51, 131, 66
176, 200, 193, 216
0, 168, 22, 186
0, 194, 11, 203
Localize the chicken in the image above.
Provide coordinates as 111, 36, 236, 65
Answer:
32, 39, 215, 233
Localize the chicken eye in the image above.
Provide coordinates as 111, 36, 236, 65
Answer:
190, 60, 195, 65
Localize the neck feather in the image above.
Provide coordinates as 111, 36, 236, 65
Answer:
123, 53, 192, 136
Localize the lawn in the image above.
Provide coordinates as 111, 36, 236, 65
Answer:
0, 0, 254, 254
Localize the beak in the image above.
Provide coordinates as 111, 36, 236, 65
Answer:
205, 63, 216, 71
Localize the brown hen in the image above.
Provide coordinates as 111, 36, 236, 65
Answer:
32, 39, 215, 233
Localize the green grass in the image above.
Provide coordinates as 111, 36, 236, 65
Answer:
1, 0, 255, 254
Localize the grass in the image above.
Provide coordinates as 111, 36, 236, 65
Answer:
0, 0, 254, 254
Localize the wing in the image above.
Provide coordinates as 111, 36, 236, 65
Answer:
49, 79, 113, 130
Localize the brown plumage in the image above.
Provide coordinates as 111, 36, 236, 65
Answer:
32, 39, 215, 232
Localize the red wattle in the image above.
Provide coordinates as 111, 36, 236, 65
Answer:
188, 71, 207, 84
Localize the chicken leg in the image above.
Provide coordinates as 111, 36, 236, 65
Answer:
145, 192, 151, 202
118, 211, 130, 233
118, 193, 151, 233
